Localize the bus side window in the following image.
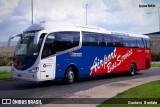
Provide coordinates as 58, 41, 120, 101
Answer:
95, 34, 103, 46
136, 38, 145, 48
82, 33, 97, 46
42, 34, 56, 58
121, 37, 128, 47
73, 36, 80, 46
111, 34, 122, 47
142, 38, 147, 48
82, 32, 103, 46
121, 36, 137, 48
146, 39, 151, 48
55, 32, 80, 52
103, 34, 114, 47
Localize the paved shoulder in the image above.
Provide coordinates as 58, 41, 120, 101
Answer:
43, 74, 160, 107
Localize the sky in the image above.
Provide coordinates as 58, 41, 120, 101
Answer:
0, 0, 160, 42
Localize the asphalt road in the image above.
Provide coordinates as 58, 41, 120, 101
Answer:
0, 68, 159, 107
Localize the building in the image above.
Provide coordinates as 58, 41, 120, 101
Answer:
145, 32, 160, 53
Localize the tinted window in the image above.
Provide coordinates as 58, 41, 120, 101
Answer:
82, 32, 103, 46
121, 36, 137, 47
82, 31, 148, 49
42, 34, 55, 58
136, 38, 145, 48
42, 31, 80, 58
82, 32, 122, 47
146, 39, 151, 48
111, 34, 122, 47
54, 32, 80, 51
103, 34, 114, 47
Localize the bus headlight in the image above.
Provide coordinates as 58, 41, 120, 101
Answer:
28, 67, 39, 73
11, 67, 14, 72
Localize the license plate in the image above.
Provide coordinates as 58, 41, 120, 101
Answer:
17, 74, 22, 77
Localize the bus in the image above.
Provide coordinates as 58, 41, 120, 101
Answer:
8, 22, 151, 84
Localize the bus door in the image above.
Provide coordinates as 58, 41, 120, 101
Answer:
40, 57, 56, 80
40, 34, 56, 80
144, 39, 151, 68
137, 38, 145, 69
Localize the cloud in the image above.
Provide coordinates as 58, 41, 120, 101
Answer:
96, 0, 158, 33
33, 0, 86, 24
0, 0, 19, 18
0, 0, 159, 42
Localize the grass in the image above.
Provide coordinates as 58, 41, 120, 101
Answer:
152, 64, 160, 67
0, 71, 12, 80
98, 80, 160, 107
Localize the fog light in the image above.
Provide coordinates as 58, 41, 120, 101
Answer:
28, 67, 39, 73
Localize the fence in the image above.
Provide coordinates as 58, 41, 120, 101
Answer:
0, 41, 17, 47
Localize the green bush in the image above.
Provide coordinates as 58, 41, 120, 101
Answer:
0, 55, 12, 66
0, 56, 8, 66
152, 52, 160, 61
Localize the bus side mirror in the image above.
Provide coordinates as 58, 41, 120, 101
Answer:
34, 30, 48, 45
8, 34, 22, 46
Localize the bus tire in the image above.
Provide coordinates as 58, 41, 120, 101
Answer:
65, 67, 75, 84
129, 63, 136, 76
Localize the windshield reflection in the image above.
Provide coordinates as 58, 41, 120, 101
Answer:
15, 32, 38, 56
13, 31, 45, 70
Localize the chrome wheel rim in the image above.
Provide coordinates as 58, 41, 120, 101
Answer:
67, 70, 74, 82
130, 65, 135, 75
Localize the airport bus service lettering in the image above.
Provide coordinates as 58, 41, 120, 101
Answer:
90, 48, 133, 75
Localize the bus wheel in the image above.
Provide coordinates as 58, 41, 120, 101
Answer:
129, 63, 136, 76
65, 67, 75, 84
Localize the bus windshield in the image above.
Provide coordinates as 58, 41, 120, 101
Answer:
15, 31, 43, 57
13, 31, 45, 70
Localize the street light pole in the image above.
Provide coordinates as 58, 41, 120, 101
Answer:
86, 4, 88, 25
31, 0, 33, 25
158, 7, 160, 35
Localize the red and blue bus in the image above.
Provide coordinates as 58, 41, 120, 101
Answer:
8, 22, 151, 84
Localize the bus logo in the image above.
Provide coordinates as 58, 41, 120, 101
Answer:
70, 52, 82, 57
43, 64, 46, 68
43, 64, 52, 68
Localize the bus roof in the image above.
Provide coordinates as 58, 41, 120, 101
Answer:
128, 33, 149, 39
24, 21, 149, 39
24, 21, 78, 32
